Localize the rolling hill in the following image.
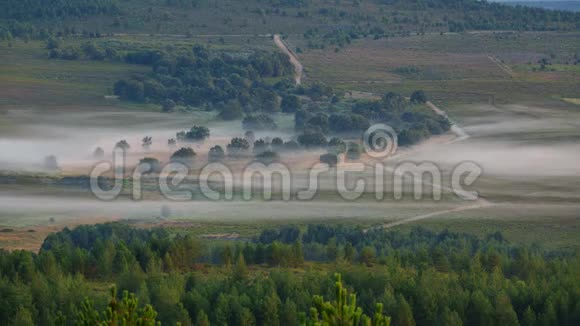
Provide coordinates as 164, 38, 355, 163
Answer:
1, 0, 579, 41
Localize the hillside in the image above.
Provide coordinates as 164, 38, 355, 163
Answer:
1, 0, 580, 41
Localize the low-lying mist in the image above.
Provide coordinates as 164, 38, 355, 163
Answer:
0, 109, 295, 172
0, 194, 457, 226
1, 104, 579, 227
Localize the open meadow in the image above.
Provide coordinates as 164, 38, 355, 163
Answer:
1, 30, 580, 252
292, 32, 580, 107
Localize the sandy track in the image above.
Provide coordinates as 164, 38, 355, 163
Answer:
426, 101, 470, 142
487, 55, 515, 78
273, 34, 303, 85
367, 199, 494, 231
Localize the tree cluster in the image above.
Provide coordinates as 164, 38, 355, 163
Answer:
109, 45, 294, 113
0, 222, 577, 325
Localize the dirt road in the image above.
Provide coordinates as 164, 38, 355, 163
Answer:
367, 199, 494, 231
487, 55, 515, 78
273, 34, 303, 85
426, 101, 470, 142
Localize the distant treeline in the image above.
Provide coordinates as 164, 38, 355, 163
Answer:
498, 1, 580, 13
0, 0, 119, 21
0, 0, 118, 40
371, 0, 580, 29
1, 0, 580, 42
0, 222, 577, 325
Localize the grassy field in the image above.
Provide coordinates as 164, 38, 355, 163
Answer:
0, 40, 148, 107
2, 203, 578, 251
0, 34, 278, 109
395, 209, 580, 250
292, 32, 580, 108
1, 29, 579, 253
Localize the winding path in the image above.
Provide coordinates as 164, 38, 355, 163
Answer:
370, 200, 494, 231
426, 101, 470, 142
487, 55, 515, 78
273, 34, 303, 85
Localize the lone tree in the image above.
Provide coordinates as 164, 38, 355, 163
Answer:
161, 99, 176, 112
410, 90, 428, 104
208, 145, 225, 162
44, 155, 59, 171
320, 153, 339, 167
142, 136, 152, 150
346, 142, 362, 160
227, 137, 251, 157
328, 137, 347, 155
115, 140, 131, 151
93, 147, 105, 159
253, 139, 270, 154
138, 157, 162, 174
177, 126, 210, 142
170, 147, 196, 165
167, 138, 177, 147
271, 137, 284, 151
